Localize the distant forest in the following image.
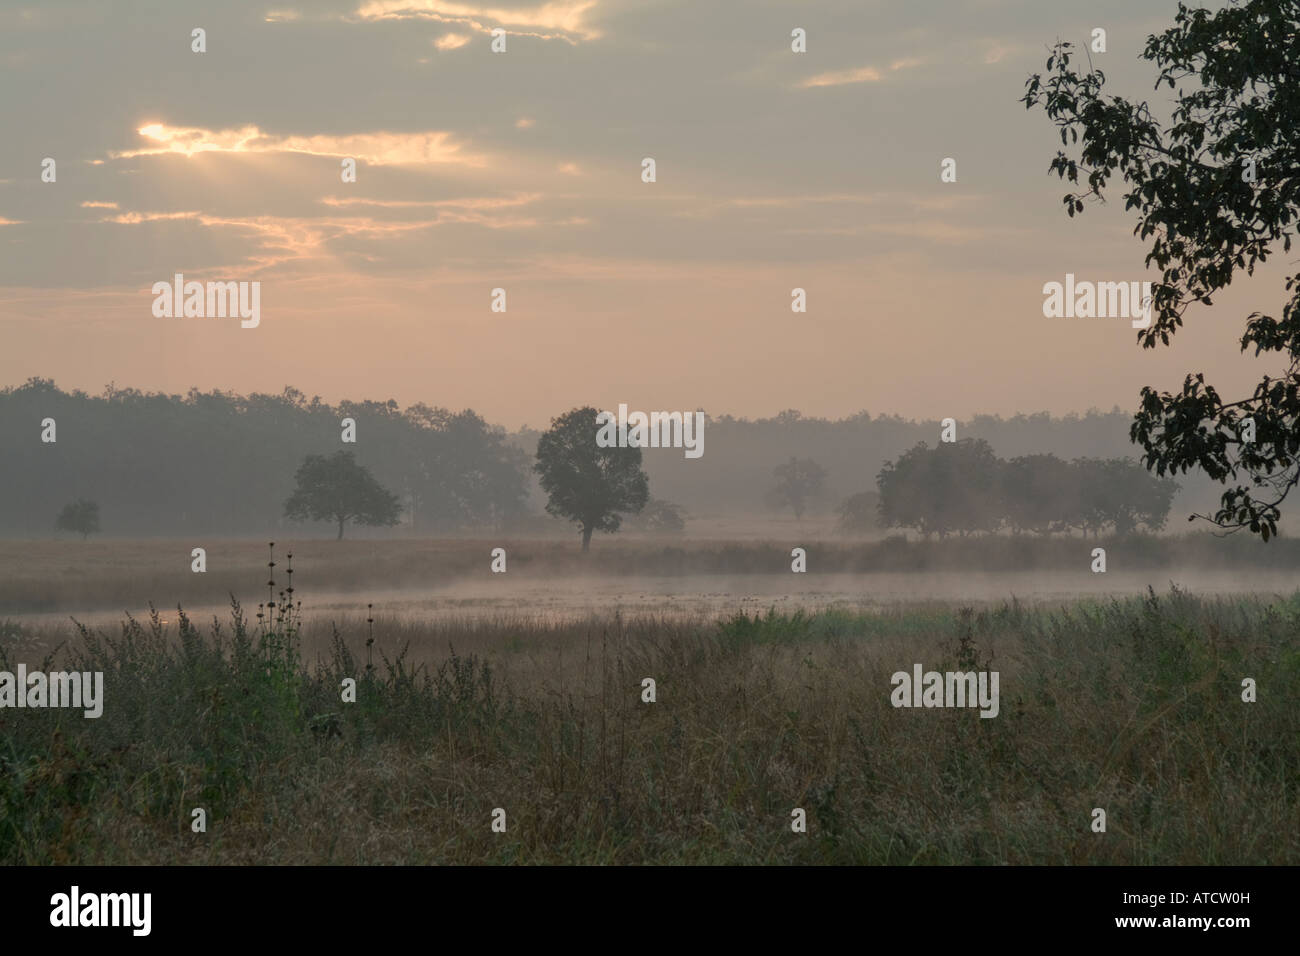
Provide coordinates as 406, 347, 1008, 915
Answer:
0, 379, 527, 537
0, 379, 1216, 537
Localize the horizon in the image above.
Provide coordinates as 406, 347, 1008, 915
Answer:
4, 374, 1138, 434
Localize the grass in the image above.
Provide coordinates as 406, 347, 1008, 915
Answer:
1, 543, 1297, 864
3, 532, 1300, 615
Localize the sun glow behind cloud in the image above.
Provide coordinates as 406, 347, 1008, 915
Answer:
800, 57, 923, 89
353, 0, 601, 42
116, 124, 484, 167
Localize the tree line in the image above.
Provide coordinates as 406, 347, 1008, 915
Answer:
872, 439, 1179, 538
5, 380, 1182, 546
0, 379, 529, 537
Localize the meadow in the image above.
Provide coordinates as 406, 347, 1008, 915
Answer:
1, 545, 1297, 864
3, 531, 1300, 616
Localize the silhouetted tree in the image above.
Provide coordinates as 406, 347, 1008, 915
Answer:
877, 440, 1002, 538
534, 406, 649, 552
55, 498, 100, 540
0, 380, 1161, 537
1001, 454, 1079, 535
1023, 4, 1300, 539
1073, 457, 1179, 536
283, 451, 401, 539
767, 456, 827, 520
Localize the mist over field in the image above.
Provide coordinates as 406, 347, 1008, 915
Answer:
0, 378, 1255, 538
2, 376, 1295, 636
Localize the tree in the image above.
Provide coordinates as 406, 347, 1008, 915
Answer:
401, 405, 529, 531
55, 498, 100, 539
1022, 1, 1300, 540
835, 490, 882, 535
1001, 454, 1080, 535
766, 456, 827, 520
283, 450, 401, 539
1073, 458, 1180, 536
877, 440, 1002, 538
534, 406, 649, 551
624, 497, 688, 536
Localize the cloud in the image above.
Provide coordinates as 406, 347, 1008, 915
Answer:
80, 200, 119, 209
92, 193, 581, 276
352, 0, 601, 42
0, 217, 23, 226
888, 57, 924, 71
434, 32, 470, 49
800, 57, 922, 89
801, 65, 881, 88
318, 193, 541, 211
105, 210, 203, 224
110, 123, 485, 167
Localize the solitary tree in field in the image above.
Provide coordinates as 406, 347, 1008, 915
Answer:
55, 498, 100, 540
534, 406, 649, 551
284, 450, 401, 539
1023, 0, 1300, 539
766, 456, 827, 520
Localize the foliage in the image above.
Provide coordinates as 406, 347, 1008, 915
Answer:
877, 440, 1004, 538
533, 406, 650, 551
283, 451, 402, 539
1022, 0, 1300, 539
0, 381, 529, 536
877, 443, 1179, 537
55, 498, 100, 539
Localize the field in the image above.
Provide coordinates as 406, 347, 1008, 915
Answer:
4, 531, 1300, 617
1, 537, 1298, 865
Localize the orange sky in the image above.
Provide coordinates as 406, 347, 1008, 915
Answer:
0, 0, 1279, 428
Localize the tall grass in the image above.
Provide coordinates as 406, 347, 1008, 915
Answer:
1, 557, 1297, 863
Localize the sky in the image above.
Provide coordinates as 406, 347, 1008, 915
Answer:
0, 0, 1286, 429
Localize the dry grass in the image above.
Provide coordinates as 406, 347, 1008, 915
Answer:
3, 533, 1299, 616
1, 570, 1297, 864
